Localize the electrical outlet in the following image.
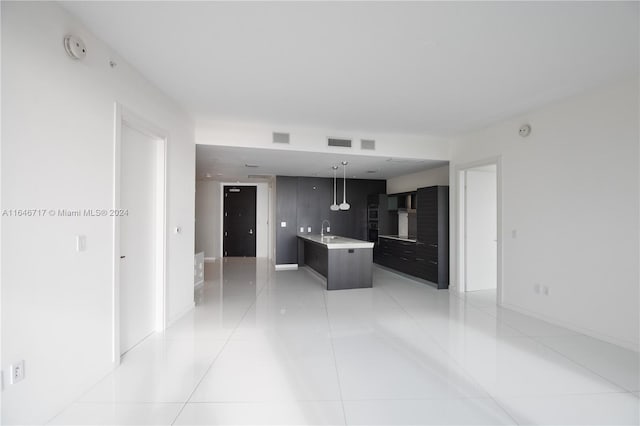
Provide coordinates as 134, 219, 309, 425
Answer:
307, 226, 311, 232
326, 226, 330, 233
280, 221, 286, 228
299, 227, 304, 233
543, 286, 549, 296
10, 360, 24, 384
534, 283, 541, 294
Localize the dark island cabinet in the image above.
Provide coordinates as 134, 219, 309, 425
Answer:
416, 186, 449, 289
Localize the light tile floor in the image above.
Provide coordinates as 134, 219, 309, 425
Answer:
50, 258, 640, 425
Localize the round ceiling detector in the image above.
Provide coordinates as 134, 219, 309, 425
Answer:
64, 35, 87, 60
519, 124, 532, 138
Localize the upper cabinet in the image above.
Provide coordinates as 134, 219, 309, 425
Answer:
385, 191, 416, 211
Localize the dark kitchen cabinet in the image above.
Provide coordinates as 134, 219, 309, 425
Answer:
375, 186, 449, 289
416, 186, 449, 289
377, 237, 417, 276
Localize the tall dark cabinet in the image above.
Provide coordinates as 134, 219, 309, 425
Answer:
416, 186, 449, 289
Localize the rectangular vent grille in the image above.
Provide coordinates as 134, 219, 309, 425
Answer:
361, 139, 375, 150
272, 132, 290, 144
328, 137, 352, 148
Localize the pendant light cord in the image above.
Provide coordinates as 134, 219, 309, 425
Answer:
342, 163, 347, 203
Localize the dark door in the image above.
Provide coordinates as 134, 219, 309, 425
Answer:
223, 186, 256, 257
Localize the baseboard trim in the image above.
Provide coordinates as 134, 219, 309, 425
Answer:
501, 302, 638, 352
275, 264, 298, 271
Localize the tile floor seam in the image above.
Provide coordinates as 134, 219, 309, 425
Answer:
183, 399, 344, 404
321, 287, 349, 426
169, 278, 266, 426
378, 282, 522, 426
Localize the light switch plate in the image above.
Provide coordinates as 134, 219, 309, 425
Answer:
76, 235, 86, 252
280, 222, 286, 228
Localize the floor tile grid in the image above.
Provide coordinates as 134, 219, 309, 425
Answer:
412, 286, 639, 422
46, 330, 179, 425
459, 288, 637, 397
378, 283, 522, 425
169, 276, 266, 425
319, 277, 350, 425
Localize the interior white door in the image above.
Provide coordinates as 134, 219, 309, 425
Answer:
120, 123, 158, 354
465, 167, 497, 291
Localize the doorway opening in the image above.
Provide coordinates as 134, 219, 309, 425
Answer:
457, 158, 502, 305
113, 104, 167, 362
223, 185, 257, 257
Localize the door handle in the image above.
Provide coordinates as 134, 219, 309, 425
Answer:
249, 229, 253, 235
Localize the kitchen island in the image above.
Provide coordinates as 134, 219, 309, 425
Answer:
297, 234, 374, 290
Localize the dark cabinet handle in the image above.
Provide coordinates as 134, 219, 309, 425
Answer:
120, 256, 126, 259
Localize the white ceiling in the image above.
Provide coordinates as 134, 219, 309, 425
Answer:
62, 1, 639, 136
196, 145, 447, 181
62, 1, 638, 181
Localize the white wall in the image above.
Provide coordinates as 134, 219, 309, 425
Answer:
465, 168, 497, 291
196, 119, 450, 161
1, 2, 195, 424
195, 181, 270, 259
195, 180, 222, 259
386, 165, 449, 193
450, 76, 639, 350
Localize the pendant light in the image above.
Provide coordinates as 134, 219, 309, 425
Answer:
330, 166, 340, 211
339, 161, 351, 210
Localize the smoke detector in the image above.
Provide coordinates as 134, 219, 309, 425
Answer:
519, 124, 532, 137
64, 35, 86, 60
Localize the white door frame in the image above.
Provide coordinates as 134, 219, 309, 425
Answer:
454, 156, 503, 304
112, 103, 168, 364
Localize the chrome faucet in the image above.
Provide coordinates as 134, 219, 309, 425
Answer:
321, 219, 330, 237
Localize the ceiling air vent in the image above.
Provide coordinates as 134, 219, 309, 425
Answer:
272, 132, 290, 144
328, 137, 352, 148
361, 139, 375, 150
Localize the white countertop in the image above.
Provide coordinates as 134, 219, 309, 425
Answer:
298, 234, 374, 249
379, 235, 418, 243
